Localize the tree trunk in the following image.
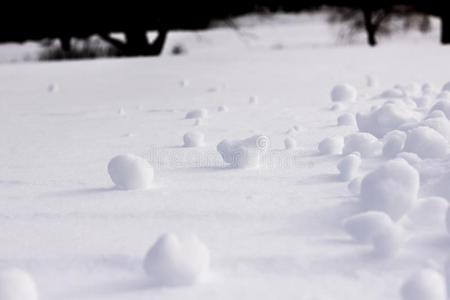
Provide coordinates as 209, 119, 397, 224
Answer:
60, 36, 72, 52
362, 8, 377, 47
124, 29, 149, 55
441, 14, 450, 44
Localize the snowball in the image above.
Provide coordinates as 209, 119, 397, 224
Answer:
337, 113, 356, 127
371, 225, 403, 258
143, 233, 210, 286
179, 79, 190, 87
431, 100, 450, 119
217, 135, 269, 169
383, 131, 406, 158
108, 154, 154, 190
421, 117, 450, 140
330, 84, 357, 102
401, 269, 446, 300
217, 105, 229, 112
356, 103, 419, 138
343, 132, 379, 157
413, 96, 432, 109
47, 83, 59, 93
343, 211, 393, 243
185, 109, 208, 119
284, 137, 297, 150
360, 159, 420, 221
249, 96, 259, 105
396, 152, 422, 167
337, 153, 361, 181
0, 269, 39, 300
318, 136, 344, 155
408, 197, 448, 228
404, 127, 449, 159
183, 131, 205, 147
348, 177, 362, 195
442, 81, 450, 92
427, 110, 447, 119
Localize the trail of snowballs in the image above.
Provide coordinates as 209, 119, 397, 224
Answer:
320, 81, 450, 299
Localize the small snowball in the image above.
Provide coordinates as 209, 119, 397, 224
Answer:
47, 83, 59, 93
371, 226, 403, 258
383, 131, 407, 158
217, 135, 269, 169
404, 127, 449, 159
249, 96, 259, 105
442, 81, 450, 92
284, 137, 297, 150
217, 105, 229, 112
343, 132, 379, 157
330, 84, 357, 102
179, 79, 190, 87
143, 233, 210, 286
337, 153, 361, 181
431, 100, 450, 119
318, 136, 344, 155
330, 103, 345, 111
337, 113, 356, 126
108, 154, 154, 190
185, 109, 208, 119
183, 131, 205, 147
409, 197, 448, 228
348, 177, 362, 195
343, 211, 393, 243
360, 159, 419, 221
0, 269, 39, 300
401, 269, 446, 300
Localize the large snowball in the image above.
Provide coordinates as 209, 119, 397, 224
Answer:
331, 84, 357, 102
342, 211, 393, 244
185, 109, 208, 119
401, 269, 446, 300
108, 154, 154, 190
383, 130, 406, 158
337, 153, 361, 181
183, 131, 205, 147
318, 136, 344, 155
143, 233, 210, 286
343, 132, 379, 157
217, 135, 269, 169
403, 127, 449, 159
0, 269, 39, 300
360, 159, 420, 221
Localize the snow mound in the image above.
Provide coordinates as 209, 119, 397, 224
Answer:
330, 84, 357, 102
371, 225, 403, 258
337, 153, 361, 181
143, 233, 210, 286
318, 136, 344, 155
284, 137, 297, 150
383, 130, 407, 158
185, 109, 208, 119
217, 105, 229, 112
343, 132, 379, 157
217, 135, 269, 169
183, 131, 205, 147
0, 269, 39, 300
431, 100, 450, 119
356, 103, 418, 138
408, 197, 448, 228
108, 154, 154, 190
348, 177, 362, 195
401, 269, 446, 300
360, 159, 420, 221
337, 113, 356, 127
343, 211, 393, 244
403, 127, 449, 159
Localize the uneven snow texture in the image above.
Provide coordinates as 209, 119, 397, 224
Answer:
0, 269, 39, 300
343, 133, 379, 157
107, 154, 154, 190
143, 233, 210, 286
404, 127, 449, 159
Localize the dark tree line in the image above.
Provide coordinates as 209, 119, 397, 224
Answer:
0, 1, 449, 57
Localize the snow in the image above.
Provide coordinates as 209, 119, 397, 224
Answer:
342, 132, 379, 157
217, 135, 269, 169
330, 84, 357, 102
430, 100, 450, 119
359, 160, 420, 221
371, 225, 403, 258
183, 131, 206, 147
143, 233, 210, 286
185, 109, 208, 119
408, 197, 448, 229
337, 113, 356, 127
403, 126, 449, 159
107, 154, 154, 190
318, 136, 344, 155
284, 137, 297, 150
342, 211, 393, 244
217, 105, 229, 112
401, 269, 447, 300
337, 153, 361, 181
0, 269, 39, 300
383, 130, 407, 158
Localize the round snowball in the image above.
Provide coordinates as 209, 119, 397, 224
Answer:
183, 131, 205, 147
318, 136, 344, 155
337, 113, 356, 126
343, 132, 379, 157
143, 233, 210, 286
343, 211, 393, 244
383, 131, 406, 158
284, 137, 297, 150
108, 154, 154, 190
371, 226, 403, 258
442, 81, 450, 92
230, 146, 261, 169
185, 109, 208, 119
401, 269, 446, 300
404, 127, 449, 159
331, 84, 357, 102
337, 153, 361, 181
0, 269, 39, 300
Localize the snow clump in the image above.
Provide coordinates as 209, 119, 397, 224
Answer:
401, 269, 446, 300
318, 136, 344, 155
0, 269, 39, 300
337, 153, 361, 181
342, 132, 379, 157
343, 211, 393, 244
185, 109, 208, 119
330, 84, 357, 102
408, 197, 448, 228
108, 154, 154, 190
217, 135, 270, 169
337, 113, 356, 126
403, 127, 449, 159
183, 131, 205, 147
284, 137, 297, 150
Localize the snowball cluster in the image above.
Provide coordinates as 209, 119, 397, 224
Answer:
108, 154, 154, 190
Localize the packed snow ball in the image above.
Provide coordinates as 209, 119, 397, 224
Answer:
430, 100, 450, 119
143, 233, 210, 286
337, 113, 356, 127
342, 211, 393, 244
401, 269, 447, 300
185, 108, 208, 119
330, 84, 357, 102
318, 136, 344, 155
408, 197, 448, 228
183, 131, 205, 147
371, 225, 403, 258
343, 132, 379, 157
360, 159, 419, 221
107, 154, 154, 190
284, 137, 297, 150
337, 153, 361, 181
0, 269, 39, 300
403, 126, 449, 159
383, 130, 407, 158
217, 135, 269, 169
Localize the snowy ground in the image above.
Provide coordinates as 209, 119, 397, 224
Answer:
1, 13, 450, 300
